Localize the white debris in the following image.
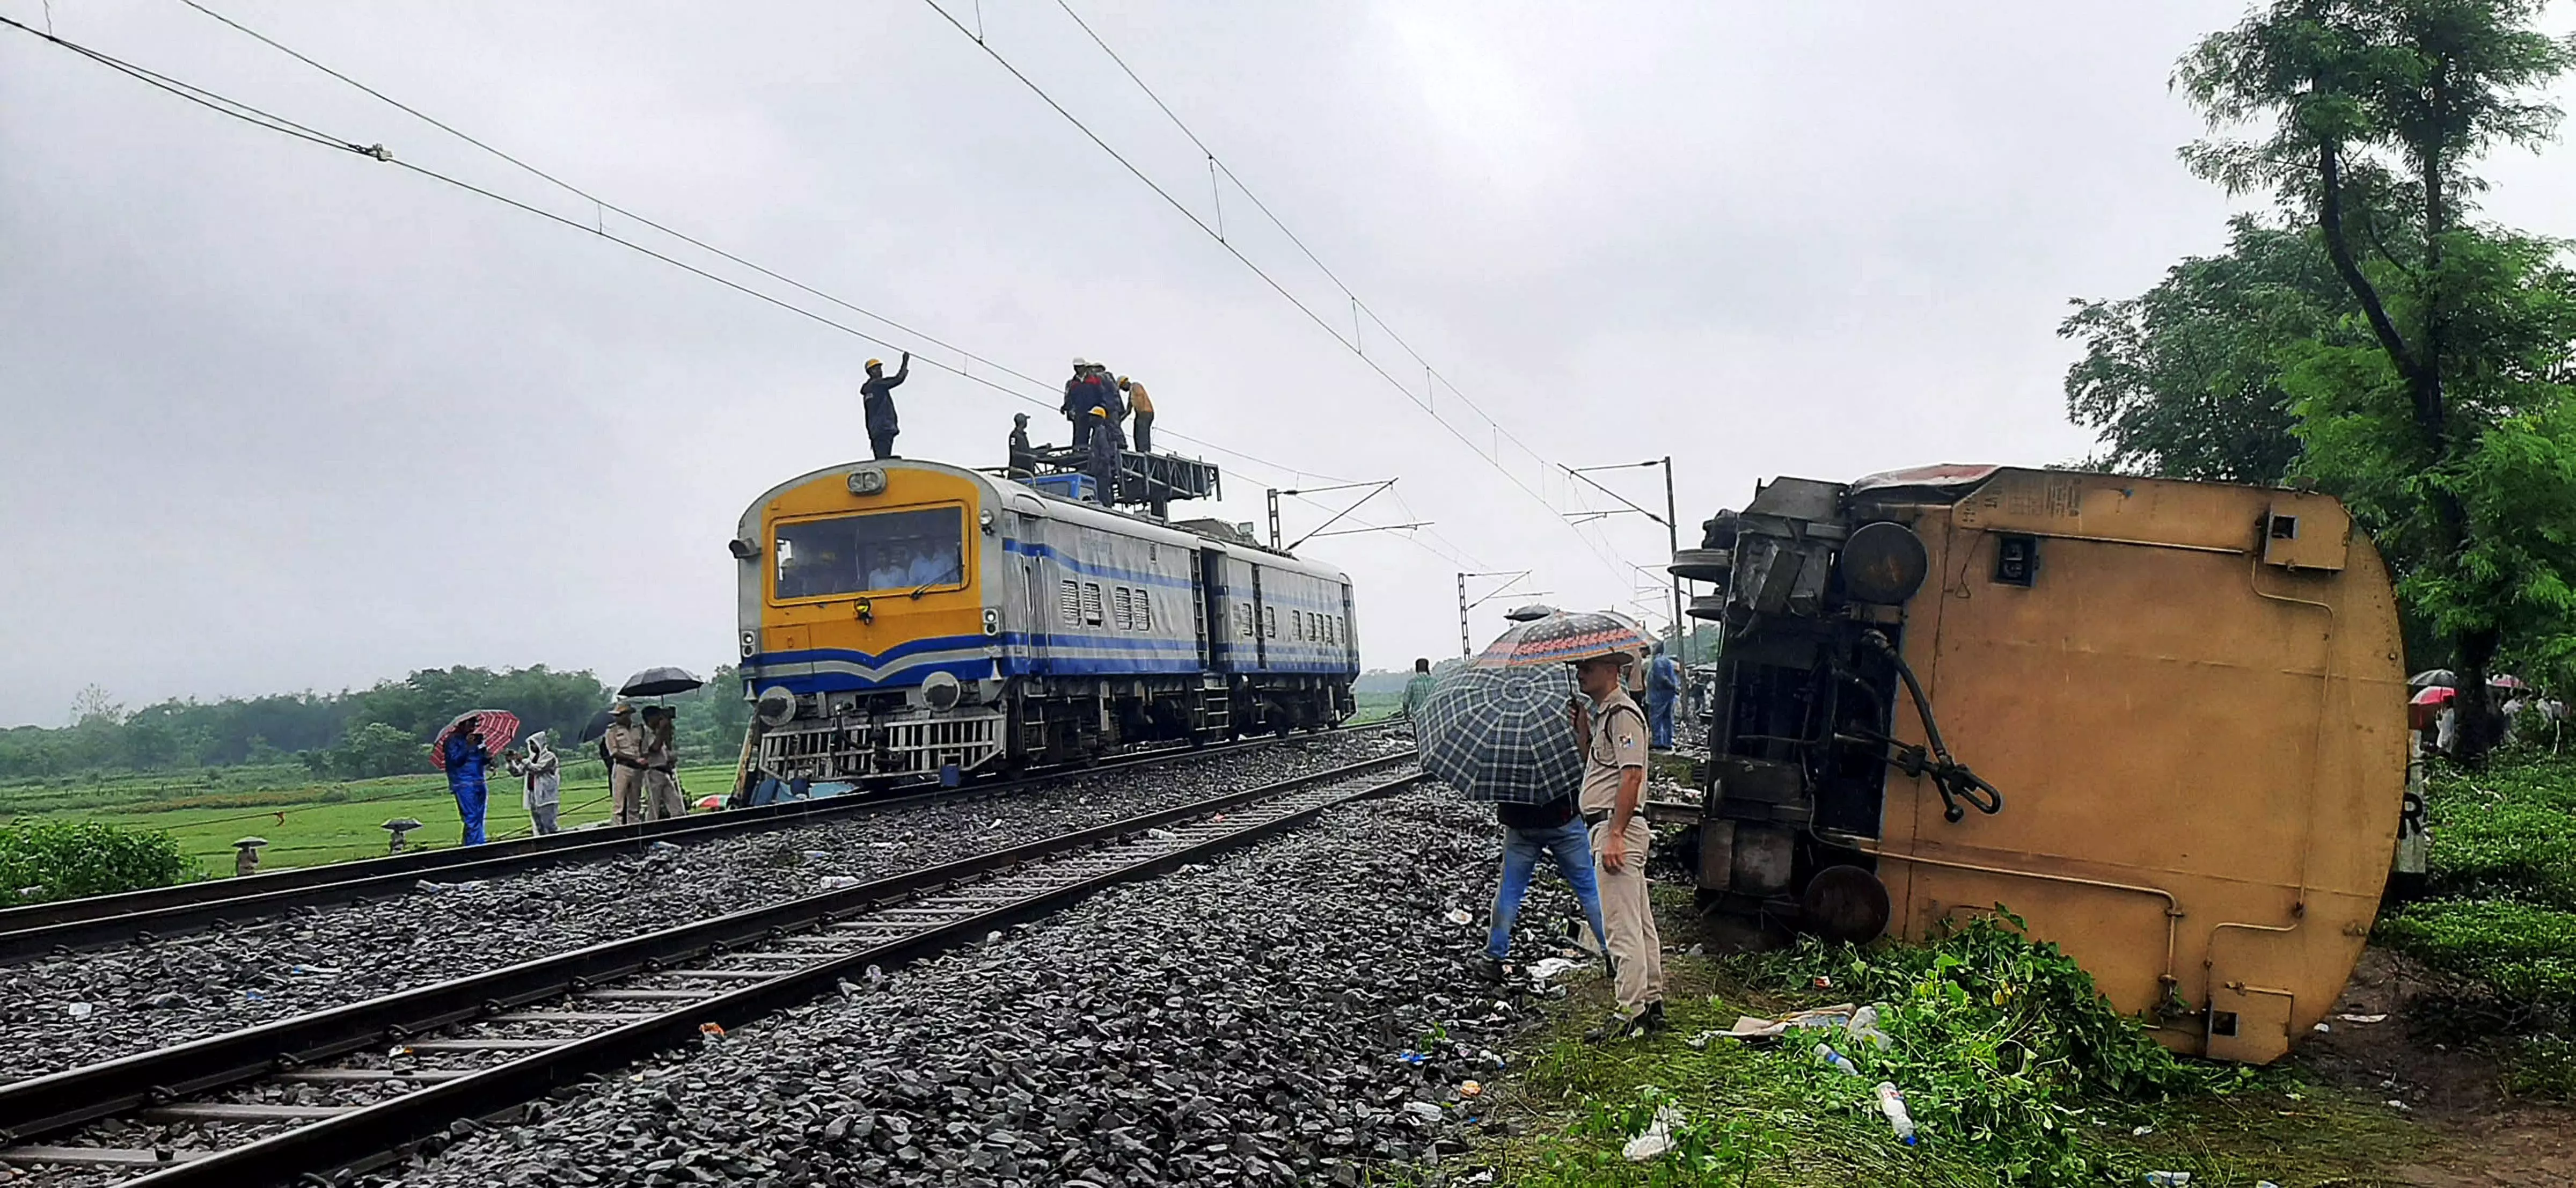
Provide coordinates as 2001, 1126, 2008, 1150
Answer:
1622, 1106, 1685, 1161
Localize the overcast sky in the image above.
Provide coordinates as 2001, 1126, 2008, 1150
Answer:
6, 1, 2574, 727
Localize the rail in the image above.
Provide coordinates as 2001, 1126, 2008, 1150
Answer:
0, 725, 1389, 963
0, 752, 1423, 1186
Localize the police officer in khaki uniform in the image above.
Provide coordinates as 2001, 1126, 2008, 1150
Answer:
604, 702, 650, 825
1572, 648, 1666, 1038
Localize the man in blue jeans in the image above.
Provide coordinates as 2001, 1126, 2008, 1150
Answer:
1473, 794, 1610, 983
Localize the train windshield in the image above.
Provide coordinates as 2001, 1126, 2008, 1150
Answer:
773, 506, 965, 600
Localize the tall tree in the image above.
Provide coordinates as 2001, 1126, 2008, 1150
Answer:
2061, 215, 2357, 483
2176, 0, 2576, 760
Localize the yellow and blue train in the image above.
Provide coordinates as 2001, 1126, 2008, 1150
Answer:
730, 457, 1358, 785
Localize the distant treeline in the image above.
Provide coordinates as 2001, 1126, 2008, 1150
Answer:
1, 665, 750, 782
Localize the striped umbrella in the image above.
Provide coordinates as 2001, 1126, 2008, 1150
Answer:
1472, 609, 1652, 669
1416, 663, 1583, 804
431, 710, 521, 768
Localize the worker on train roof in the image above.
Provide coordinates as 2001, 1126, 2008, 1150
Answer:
861, 353, 911, 462
1119, 375, 1153, 454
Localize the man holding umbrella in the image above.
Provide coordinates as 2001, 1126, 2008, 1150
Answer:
431, 710, 518, 847
1575, 647, 1666, 1038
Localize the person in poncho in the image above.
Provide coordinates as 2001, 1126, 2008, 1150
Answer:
507, 731, 562, 836
442, 721, 493, 846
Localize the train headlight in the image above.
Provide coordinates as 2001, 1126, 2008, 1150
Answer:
978, 507, 997, 534
755, 687, 798, 728
982, 607, 1001, 636
740, 630, 757, 658
922, 670, 962, 711
846, 468, 888, 496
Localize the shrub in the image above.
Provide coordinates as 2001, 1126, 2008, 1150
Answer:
1738, 912, 2213, 1183
2375, 899, 2576, 1023
0, 818, 187, 901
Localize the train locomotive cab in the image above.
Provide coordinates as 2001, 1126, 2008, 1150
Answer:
734, 458, 1359, 792
734, 460, 1005, 785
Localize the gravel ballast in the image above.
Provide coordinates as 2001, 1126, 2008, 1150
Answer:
375, 784, 1572, 1188
1, 733, 1407, 1082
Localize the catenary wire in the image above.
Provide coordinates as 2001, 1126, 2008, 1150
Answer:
4, 12, 1511, 581
166, 0, 1353, 489
917, 0, 1628, 576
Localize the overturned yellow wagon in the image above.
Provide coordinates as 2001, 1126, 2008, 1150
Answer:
1679, 465, 2407, 1062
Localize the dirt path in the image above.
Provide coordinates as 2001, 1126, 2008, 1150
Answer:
2302, 949, 2576, 1187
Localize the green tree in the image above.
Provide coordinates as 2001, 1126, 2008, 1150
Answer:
2175, 0, 2576, 760
2061, 216, 2362, 483
332, 720, 428, 779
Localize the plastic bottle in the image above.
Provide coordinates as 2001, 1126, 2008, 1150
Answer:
1812, 1043, 1859, 1076
2142, 1174, 2193, 1187
1848, 1005, 1893, 1050
1874, 1083, 1916, 1146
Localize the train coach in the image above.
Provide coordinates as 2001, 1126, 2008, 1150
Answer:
729, 457, 1358, 787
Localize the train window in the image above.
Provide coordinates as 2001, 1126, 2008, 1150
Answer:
1059, 579, 1080, 625
1113, 587, 1133, 631
1237, 604, 1252, 638
1264, 607, 1277, 638
773, 506, 964, 600
1135, 591, 1152, 632
1081, 582, 1103, 626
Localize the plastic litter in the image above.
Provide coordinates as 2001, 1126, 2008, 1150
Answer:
1875, 1082, 1916, 1146
2336, 1012, 2388, 1024
1847, 1004, 1893, 1050
1812, 1043, 1860, 1076
1523, 957, 1582, 987
2143, 1175, 2192, 1187
648, 841, 682, 853
1396, 1051, 1429, 1066
1621, 1106, 1684, 1161
800, 850, 828, 863
1459, 1080, 1483, 1097
289, 964, 342, 976
2131, 1125, 2154, 1136
1144, 828, 1179, 841
242, 989, 267, 1003
1402, 1101, 1445, 1121
414, 879, 488, 894
816, 876, 864, 892
2256, 1182, 2282, 1188
1444, 908, 1474, 926
698, 1022, 726, 1038
67, 1002, 93, 1020
1703, 1004, 1858, 1042
2313, 1022, 2332, 1033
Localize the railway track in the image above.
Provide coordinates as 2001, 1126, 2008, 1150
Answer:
0, 752, 1422, 1187
0, 726, 1392, 964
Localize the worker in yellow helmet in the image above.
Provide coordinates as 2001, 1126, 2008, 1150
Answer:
1086, 404, 1119, 504
861, 352, 911, 460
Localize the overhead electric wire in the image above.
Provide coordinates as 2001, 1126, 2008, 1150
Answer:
918, 0, 1628, 577
164, 0, 1351, 490
4, 9, 1518, 582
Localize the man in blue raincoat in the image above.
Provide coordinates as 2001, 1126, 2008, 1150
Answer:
443, 721, 493, 846
1645, 643, 1681, 749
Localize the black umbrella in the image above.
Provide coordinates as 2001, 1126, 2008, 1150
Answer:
620, 666, 705, 697
575, 707, 618, 744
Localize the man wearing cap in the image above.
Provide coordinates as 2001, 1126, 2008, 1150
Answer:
1573, 648, 1666, 1038
1007, 412, 1037, 478
604, 702, 650, 826
860, 352, 911, 461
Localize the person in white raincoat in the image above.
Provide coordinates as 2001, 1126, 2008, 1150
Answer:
508, 731, 564, 836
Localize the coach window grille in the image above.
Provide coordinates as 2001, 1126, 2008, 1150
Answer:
1136, 590, 1153, 632
1059, 579, 1080, 625
1264, 607, 1277, 638
1082, 582, 1104, 626
1114, 587, 1133, 631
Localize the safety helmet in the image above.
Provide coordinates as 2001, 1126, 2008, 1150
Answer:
1117, 376, 1131, 387
1072, 357, 1091, 368
865, 358, 882, 369
1089, 406, 1108, 417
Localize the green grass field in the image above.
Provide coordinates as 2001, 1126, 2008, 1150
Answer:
4, 762, 736, 878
